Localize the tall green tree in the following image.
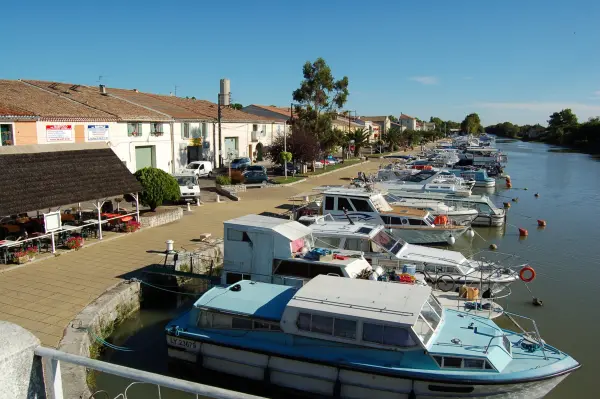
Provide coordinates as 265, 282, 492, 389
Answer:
134, 168, 180, 212
346, 128, 370, 156
382, 126, 403, 151
461, 113, 482, 134
231, 103, 243, 110
547, 109, 578, 144
388, 115, 399, 123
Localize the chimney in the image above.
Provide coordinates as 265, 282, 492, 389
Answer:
99, 84, 106, 94
169, 92, 173, 96
133, 89, 139, 93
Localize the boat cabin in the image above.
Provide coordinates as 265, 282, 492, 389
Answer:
222, 214, 372, 287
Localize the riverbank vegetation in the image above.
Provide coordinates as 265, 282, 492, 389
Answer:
485, 109, 600, 154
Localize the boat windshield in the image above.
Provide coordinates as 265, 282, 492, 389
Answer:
384, 193, 401, 203
371, 194, 393, 212
425, 214, 436, 225
372, 230, 404, 254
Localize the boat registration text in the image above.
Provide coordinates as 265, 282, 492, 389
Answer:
167, 336, 199, 351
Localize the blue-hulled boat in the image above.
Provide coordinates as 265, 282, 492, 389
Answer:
166, 276, 579, 398
443, 169, 496, 188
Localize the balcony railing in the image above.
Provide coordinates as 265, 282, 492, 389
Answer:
33, 346, 264, 399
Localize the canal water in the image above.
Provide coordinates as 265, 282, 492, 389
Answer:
96, 140, 597, 398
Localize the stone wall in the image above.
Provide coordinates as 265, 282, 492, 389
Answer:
0, 322, 45, 399
57, 281, 141, 398
139, 207, 183, 228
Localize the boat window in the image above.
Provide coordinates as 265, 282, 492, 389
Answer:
253, 321, 271, 330
464, 358, 485, 369
370, 195, 393, 212
485, 361, 495, 370
344, 238, 369, 252
427, 295, 443, 318
350, 198, 374, 212
227, 229, 251, 242
275, 260, 310, 278
334, 318, 357, 339
314, 236, 341, 249
363, 323, 418, 347
408, 219, 426, 226
225, 273, 251, 284
357, 227, 373, 235
421, 302, 441, 330
432, 356, 442, 367
443, 357, 462, 368
198, 311, 212, 328
413, 315, 434, 344
232, 318, 253, 329
362, 323, 383, 343
502, 335, 512, 354
311, 314, 334, 335
297, 312, 311, 331
389, 216, 403, 225
324, 196, 334, 210
425, 215, 436, 225
380, 215, 391, 224
337, 197, 353, 211
309, 263, 344, 278
372, 230, 403, 253
212, 313, 232, 329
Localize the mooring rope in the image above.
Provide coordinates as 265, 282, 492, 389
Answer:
130, 278, 204, 296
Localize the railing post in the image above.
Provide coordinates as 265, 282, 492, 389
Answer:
43, 358, 64, 399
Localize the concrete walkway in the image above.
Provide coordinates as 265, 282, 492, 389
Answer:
0, 160, 384, 347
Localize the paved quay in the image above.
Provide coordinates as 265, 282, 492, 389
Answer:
0, 160, 386, 347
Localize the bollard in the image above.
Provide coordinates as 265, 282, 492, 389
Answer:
187, 202, 191, 212
216, 195, 221, 203
196, 198, 201, 207
166, 240, 174, 252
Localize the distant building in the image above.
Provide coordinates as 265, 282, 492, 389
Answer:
399, 113, 418, 130
361, 116, 391, 135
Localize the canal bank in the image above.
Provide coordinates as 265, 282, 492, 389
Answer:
93, 140, 595, 398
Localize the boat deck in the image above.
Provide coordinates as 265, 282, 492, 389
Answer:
433, 291, 504, 319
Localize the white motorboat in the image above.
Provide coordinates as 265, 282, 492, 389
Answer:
383, 194, 478, 225
378, 169, 474, 196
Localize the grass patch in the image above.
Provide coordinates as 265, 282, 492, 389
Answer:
272, 176, 305, 184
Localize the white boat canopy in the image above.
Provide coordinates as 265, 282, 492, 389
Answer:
224, 214, 311, 242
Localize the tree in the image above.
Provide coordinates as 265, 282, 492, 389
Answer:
382, 126, 402, 151
388, 115, 398, 123
231, 103, 243, 110
346, 128, 370, 156
461, 113, 482, 134
291, 58, 349, 160
279, 151, 292, 165
548, 109, 578, 144
134, 167, 180, 212
430, 116, 444, 130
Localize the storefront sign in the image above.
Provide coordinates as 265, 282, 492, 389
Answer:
46, 125, 73, 142
87, 124, 109, 141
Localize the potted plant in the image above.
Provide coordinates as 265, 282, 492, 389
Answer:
26, 246, 38, 261
14, 250, 29, 264
124, 220, 141, 233
65, 236, 84, 250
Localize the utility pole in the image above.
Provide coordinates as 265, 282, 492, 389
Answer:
218, 94, 223, 168
174, 85, 179, 97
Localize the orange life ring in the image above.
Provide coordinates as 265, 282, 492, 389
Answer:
519, 266, 536, 283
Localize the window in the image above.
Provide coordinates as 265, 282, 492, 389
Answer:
308, 263, 343, 278
432, 356, 442, 367
127, 123, 142, 137
350, 199, 373, 212
311, 314, 333, 335
380, 215, 391, 224
227, 229, 250, 242
421, 302, 441, 330
324, 196, 334, 210
0, 124, 14, 146
362, 323, 383, 343
337, 197, 353, 211
357, 227, 373, 235
150, 123, 164, 135
232, 318, 253, 329
297, 313, 311, 331
443, 357, 462, 368
502, 335, 512, 354
334, 318, 357, 339
408, 219, 426, 226
182, 123, 190, 139
485, 361, 495, 370
252, 124, 258, 132
253, 321, 271, 330
275, 260, 310, 278
463, 358, 485, 369
314, 236, 341, 249
344, 238, 369, 252
212, 313, 232, 329
383, 325, 418, 347
225, 273, 250, 284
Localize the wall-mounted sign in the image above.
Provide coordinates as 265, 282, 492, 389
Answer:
46, 125, 73, 142
87, 124, 109, 141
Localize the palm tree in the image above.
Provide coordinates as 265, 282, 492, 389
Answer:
382, 126, 402, 151
345, 128, 371, 157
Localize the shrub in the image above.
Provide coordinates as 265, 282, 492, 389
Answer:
124, 220, 141, 233
215, 175, 231, 185
230, 170, 244, 184
134, 167, 181, 211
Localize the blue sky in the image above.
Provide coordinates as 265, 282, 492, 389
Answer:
2, 0, 599, 125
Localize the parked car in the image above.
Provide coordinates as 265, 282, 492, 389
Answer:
274, 162, 300, 176
243, 165, 267, 175
230, 157, 251, 170
324, 155, 338, 164
178, 161, 213, 178
243, 170, 269, 185
173, 175, 200, 202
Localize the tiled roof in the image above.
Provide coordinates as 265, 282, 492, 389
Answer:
400, 113, 415, 120
250, 105, 295, 119
107, 88, 204, 120
0, 80, 117, 121
361, 115, 389, 122
0, 102, 36, 118
24, 81, 171, 122
152, 95, 280, 123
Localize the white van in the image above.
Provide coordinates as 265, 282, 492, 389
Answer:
174, 175, 200, 202
179, 161, 213, 178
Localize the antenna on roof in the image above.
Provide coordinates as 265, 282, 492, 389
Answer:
342, 208, 355, 225
174, 85, 179, 97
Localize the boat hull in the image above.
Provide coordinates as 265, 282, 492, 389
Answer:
472, 213, 505, 227
389, 226, 468, 245
167, 340, 573, 399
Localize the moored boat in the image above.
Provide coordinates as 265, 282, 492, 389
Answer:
166, 275, 579, 398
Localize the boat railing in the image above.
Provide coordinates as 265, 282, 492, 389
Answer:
492, 312, 548, 360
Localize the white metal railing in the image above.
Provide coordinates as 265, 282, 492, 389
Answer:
34, 346, 264, 399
